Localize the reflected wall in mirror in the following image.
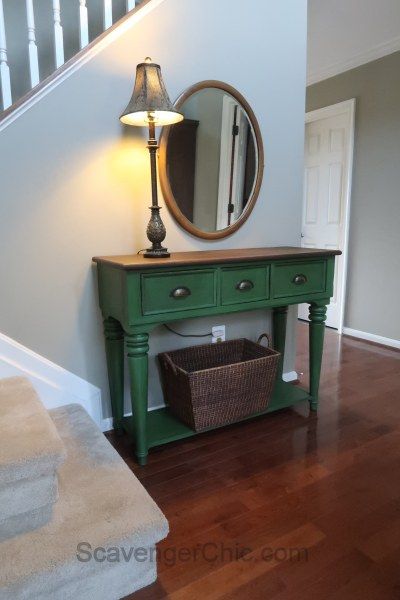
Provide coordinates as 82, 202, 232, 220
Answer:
159, 81, 264, 239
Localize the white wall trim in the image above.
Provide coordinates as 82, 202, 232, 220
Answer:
305, 98, 355, 124
282, 370, 298, 383
101, 370, 299, 432
307, 35, 400, 86
305, 98, 356, 334
343, 327, 400, 350
0, 331, 104, 428
0, 0, 167, 133
101, 401, 165, 433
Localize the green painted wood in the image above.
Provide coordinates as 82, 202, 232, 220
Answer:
220, 265, 269, 305
309, 300, 328, 411
126, 332, 149, 465
122, 381, 312, 448
272, 260, 326, 299
98, 258, 333, 333
272, 306, 288, 380
103, 317, 125, 433
141, 269, 217, 315
95, 250, 338, 465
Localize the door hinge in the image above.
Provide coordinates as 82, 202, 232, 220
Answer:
228, 203, 234, 214
232, 124, 239, 136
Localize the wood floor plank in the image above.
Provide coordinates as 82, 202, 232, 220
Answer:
166, 524, 325, 600
115, 324, 400, 600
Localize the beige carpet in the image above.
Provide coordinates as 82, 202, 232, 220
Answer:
0, 404, 169, 600
0, 377, 65, 484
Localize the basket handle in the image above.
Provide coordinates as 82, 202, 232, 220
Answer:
163, 353, 177, 376
257, 333, 272, 348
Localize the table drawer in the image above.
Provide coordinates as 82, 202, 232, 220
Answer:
141, 269, 216, 315
272, 261, 326, 298
221, 266, 269, 306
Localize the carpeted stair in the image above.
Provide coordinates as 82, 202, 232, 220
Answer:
0, 377, 65, 539
0, 378, 168, 599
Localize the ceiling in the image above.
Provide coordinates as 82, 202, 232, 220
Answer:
307, 0, 400, 84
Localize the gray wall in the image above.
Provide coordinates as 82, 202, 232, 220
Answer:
307, 51, 400, 341
0, 0, 307, 418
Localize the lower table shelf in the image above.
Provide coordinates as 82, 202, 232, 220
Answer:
122, 381, 312, 450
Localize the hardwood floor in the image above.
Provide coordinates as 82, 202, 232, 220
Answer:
106, 323, 400, 599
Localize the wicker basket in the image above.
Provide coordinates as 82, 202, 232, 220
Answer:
158, 334, 280, 432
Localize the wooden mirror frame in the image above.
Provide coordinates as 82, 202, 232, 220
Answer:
159, 80, 264, 240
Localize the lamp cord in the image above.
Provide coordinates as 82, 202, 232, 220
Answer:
164, 324, 212, 338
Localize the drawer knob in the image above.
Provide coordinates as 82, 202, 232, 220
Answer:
170, 286, 191, 299
236, 279, 254, 292
293, 274, 307, 285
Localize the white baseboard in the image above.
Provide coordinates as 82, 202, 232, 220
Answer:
101, 417, 115, 432
282, 370, 298, 383
101, 371, 299, 432
101, 402, 166, 433
0, 331, 104, 429
342, 327, 400, 350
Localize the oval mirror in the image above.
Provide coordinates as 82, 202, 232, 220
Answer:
159, 81, 264, 239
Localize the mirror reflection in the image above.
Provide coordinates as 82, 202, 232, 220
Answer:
165, 88, 258, 233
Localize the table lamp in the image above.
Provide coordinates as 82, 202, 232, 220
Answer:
120, 58, 183, 258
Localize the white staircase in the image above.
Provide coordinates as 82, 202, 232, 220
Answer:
0, 0, 143, 113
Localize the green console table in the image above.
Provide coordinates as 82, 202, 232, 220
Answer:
93, 247, 340, 465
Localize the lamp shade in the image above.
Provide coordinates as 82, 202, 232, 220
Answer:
120, 58, 184, 127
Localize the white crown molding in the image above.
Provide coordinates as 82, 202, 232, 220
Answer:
343, 327, 400, 350
0, 0, 167, 133
0, 331, 104, 429
307, 35, 400, 85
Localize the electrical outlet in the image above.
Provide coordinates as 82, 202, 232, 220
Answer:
211, 325, 225, 344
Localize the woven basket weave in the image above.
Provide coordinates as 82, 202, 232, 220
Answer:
158, 335, 280, 432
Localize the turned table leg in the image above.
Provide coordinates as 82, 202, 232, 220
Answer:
272, 306, 288, 381
308, 301, 328, 411
126, 332, 149, 465
103, 317, 125, 434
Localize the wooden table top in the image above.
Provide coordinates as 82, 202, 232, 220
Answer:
93, 246, 341, 271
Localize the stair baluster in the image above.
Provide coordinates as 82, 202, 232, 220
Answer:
26, 0, 40, 88
103, 0, 113, 30
52, 0, 64, 68
0, 0, 11, 109
0, 0, 146, 116
79, 0, 89, 49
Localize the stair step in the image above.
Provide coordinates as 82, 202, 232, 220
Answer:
0, 502, 54, 543
0, 377, 66, 485
0, 404, 169, 600
0, 472, 57, 534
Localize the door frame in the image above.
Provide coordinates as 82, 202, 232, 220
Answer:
217, 94, 236, 229
304, 98, 356, 334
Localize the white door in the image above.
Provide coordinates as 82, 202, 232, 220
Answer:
299, 100, 355, 330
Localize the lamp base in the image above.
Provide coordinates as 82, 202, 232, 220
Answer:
143, 246, 170, 258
